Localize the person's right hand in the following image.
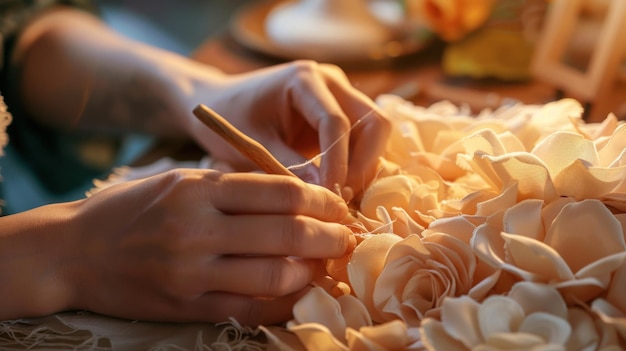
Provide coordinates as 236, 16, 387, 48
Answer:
63, 169, 355, 326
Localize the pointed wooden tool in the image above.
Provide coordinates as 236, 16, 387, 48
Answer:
192, 104, 297, 177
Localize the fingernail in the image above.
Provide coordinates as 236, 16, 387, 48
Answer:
346, 232, 357, 253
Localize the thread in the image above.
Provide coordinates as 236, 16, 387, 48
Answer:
286, 109, 377, 171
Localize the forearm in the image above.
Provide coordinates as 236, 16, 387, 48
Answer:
11, 7, 225, 136
0, 202, 79, 319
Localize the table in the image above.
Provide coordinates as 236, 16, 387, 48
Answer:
190, 32, 626, 123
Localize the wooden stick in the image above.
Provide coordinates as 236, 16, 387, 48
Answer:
193, 104, 297, 177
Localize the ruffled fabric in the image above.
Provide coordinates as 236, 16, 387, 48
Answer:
0, 93, 11, 157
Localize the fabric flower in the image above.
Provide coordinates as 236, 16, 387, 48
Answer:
473, 198, 626, 303
456, 115, 626, 206
376, 95, 477, 181
358, 171, 451, 229
421, 281, 619, 350
347, 227, 498, 325
262, 287, 421, 351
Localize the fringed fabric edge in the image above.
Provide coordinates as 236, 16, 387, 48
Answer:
0, 313, 270, 351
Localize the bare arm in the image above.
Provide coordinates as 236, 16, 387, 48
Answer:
12, 6, 222, 136
11, 6, 391, 194
0, 201, 77, 319
0, 169, 355, 324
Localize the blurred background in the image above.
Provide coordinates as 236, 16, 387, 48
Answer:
3, 0, 624, 214
96, 0, 253, 55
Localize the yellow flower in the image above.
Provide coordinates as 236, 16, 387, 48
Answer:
405, 0, 497, 41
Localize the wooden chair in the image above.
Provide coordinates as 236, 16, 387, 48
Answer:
530, 0, 626, 121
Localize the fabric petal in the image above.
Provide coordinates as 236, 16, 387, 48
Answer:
607, 264, 626, 311
478, 296, 524, 336
501, 232, 574, 281
440, 296, 482, 348
347, 320, 414, 351
288, 323, 348, 351
337, 295, 372, 331
472, 222, 541, 281
420, 318, 468, 351
502, 199, 545, 240
544, 199, 626, 273
507, 282, 568, 319
292, 287, 347, 340
554, 160, 626, 200
518, 312, 571, 345
348, 233, 403, 321
422, 215, 478, 243
531, 131, 598, 178
360, 175, 417, 219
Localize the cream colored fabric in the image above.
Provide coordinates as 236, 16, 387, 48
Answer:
0, 312, 268, 350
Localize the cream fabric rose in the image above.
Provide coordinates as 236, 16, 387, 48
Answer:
420, 281, 620, 350
263, 97, 626, 350
262, 286, 422, 351
454, 104, 626, 207
473, 198, 626, 303
375, 95, 480, 181
347, 226, 499, 326
359, 171, 452, 229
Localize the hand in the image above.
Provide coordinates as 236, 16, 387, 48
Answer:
65, 169, 355, 325
13, 9, 390, 197
187, 61, 391, 198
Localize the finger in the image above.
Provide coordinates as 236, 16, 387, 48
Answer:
110, 288, 309, 325
204, 256, 322, 297
202, 214, 355, 257
345, 113, 390, 195
201, 171, 348, 221
265, 137, 322, 185
182, 289, 310, 325
285, 61, 351, 190
319, 64, 391, 195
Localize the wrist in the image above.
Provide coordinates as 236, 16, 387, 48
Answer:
0, 201, 82, 319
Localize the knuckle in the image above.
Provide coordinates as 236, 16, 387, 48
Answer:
320, 63, 347, 79
279, 216, 306, 254
263, 259, 284, 296
326, 112, 351, 131
159, 169, 188, 187
279, 177, 309, 211
154, 169, 197, 201
290, 59, 318, 75
373, 110, 392, 134
262, 259, 290, 295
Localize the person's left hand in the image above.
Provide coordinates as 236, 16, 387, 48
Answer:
184, 60, 391, 199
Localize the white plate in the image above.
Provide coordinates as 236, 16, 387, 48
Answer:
228, 0, 433, 67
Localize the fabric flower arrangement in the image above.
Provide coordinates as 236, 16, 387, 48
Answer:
263, 95, 626, 350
